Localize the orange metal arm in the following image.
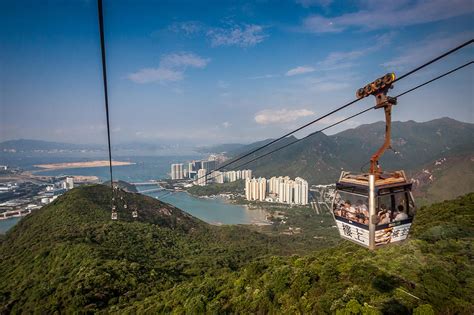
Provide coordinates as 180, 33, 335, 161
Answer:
370, 104, 392, 174
356, 73, 397, 176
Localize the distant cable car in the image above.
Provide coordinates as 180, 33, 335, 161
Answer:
332, 73, 416, 250
111, 205, 118, 220
132, 208, 138, 218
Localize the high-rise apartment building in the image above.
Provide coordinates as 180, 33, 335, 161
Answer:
245, 177, 267, 201
65, 177, 74, 190
171, 163, 184, 180
258, 178, 266, 201
295, 177, 309, 205
241, 169, 252, 180
202, 160, 217, 172
245, 176, 308, 205
197, 168, 207, 186
214, 171, 224, 184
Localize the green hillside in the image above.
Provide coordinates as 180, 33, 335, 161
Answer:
0, 185, 278, 313
410, 155, 474, 205
1, 186, 473, 313
120, 194, 474, 314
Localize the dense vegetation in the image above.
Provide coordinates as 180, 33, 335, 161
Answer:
0, 186, 472, 313
187, 179, 245, 196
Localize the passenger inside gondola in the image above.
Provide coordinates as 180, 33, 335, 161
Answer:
393, 205, 408, 221
333, 191, 369, 225
378, 206, 391, 225
376, 192, 415, 225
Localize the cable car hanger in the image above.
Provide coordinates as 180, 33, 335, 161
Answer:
356, 73, 398, 177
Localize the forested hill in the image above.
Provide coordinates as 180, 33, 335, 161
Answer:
1, 186, 473, 313
0, 185, 277, 313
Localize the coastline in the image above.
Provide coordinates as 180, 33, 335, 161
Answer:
161, 189, 272, 226
33, 160, 135, 171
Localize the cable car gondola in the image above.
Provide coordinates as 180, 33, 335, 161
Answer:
332, 73, 416, 250
111, 205, 118, 220
132, 208, 138, 218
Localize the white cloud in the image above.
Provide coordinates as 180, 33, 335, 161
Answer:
128, 52, 210, 84
222, 121, 231, 128
168, 21, 268, 48
302, 0, 473, 33
286, 66, 316, 76
207, 24, 267, 47
255, 108, 314, 125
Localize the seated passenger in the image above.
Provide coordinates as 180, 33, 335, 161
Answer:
356, 199, 369, 218
355, 212, 367, 224
393, 205, 409, 221
344, 200, 357, 221
379, 211, 391, 225
378, 205, 391, 225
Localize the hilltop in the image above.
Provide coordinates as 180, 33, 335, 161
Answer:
102, 180, 139, 193
0, 186, 473, 313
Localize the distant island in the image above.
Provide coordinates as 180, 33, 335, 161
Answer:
33, 160, 135, 170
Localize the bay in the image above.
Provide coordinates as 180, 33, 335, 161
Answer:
1, 155, 270, 232
144, 190, 268, 226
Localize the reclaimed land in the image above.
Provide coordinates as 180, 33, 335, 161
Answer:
33, 160, 134, 170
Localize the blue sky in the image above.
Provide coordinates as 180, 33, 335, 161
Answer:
1, 0, 473, 145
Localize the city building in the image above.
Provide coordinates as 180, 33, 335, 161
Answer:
214, 171, 224, 184
294, 177, 308, 205
197, 169, 207, 186
245, 177, 267, 201
202, 160, 217, 172
171, 163, 184, 180
258, 178, 266, 201
225, 170, 237, 182
242, 169, 252, 180
188, 171, 197, 180
66, 177, 74, 190
245, 176, 309, 205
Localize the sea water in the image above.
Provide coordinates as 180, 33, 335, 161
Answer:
145, 190, 268, 226
0, 155, 269, 233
